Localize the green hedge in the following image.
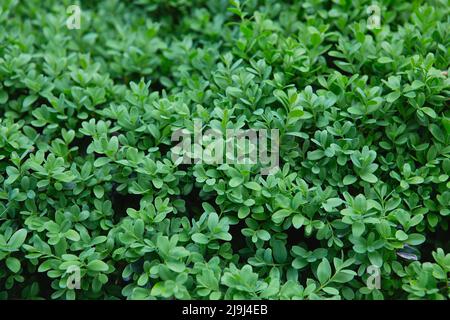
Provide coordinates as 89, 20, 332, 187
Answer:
0, 0, 449, 300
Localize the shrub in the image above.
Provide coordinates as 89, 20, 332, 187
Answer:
0, 0, 449, 300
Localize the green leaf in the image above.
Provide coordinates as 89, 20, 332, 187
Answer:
65, 230, 80, 241
272, 240, 287, 263
256, 230, 271, 241
288, 109, 304, 120
322, 286, 339, 295
87, 260, 109, 272
323, 198, 343, 212
386, 91, 401, 103
292, 214, 305, 229
292, 257, 308, 269
308, 150, 324, 161
5, 166, 20, 185
352, 221, 365, 237
395, 230, 408, 241
429, 124, 445, 142
238, 206, 250, 219
93, 185, 104, 199
317, 258, 331, 284
360, 172, 378, 183
408, 176, 424, 184
244, 182, 261, 191
229, 176, 244, 187
406, 233, 425, 245
343, 175, 357, 185
6, 257, 21, 273
368, 251, 383, 267
333, 269, 356, 283
272, 209, 292, 223
0, 90, 8, 104
23, 95, 38, 108
192, 233, 209, 244
421, 107, 437, 118
8, 229, 27, 249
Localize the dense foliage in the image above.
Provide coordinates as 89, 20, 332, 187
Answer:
0, 0, 449, 300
